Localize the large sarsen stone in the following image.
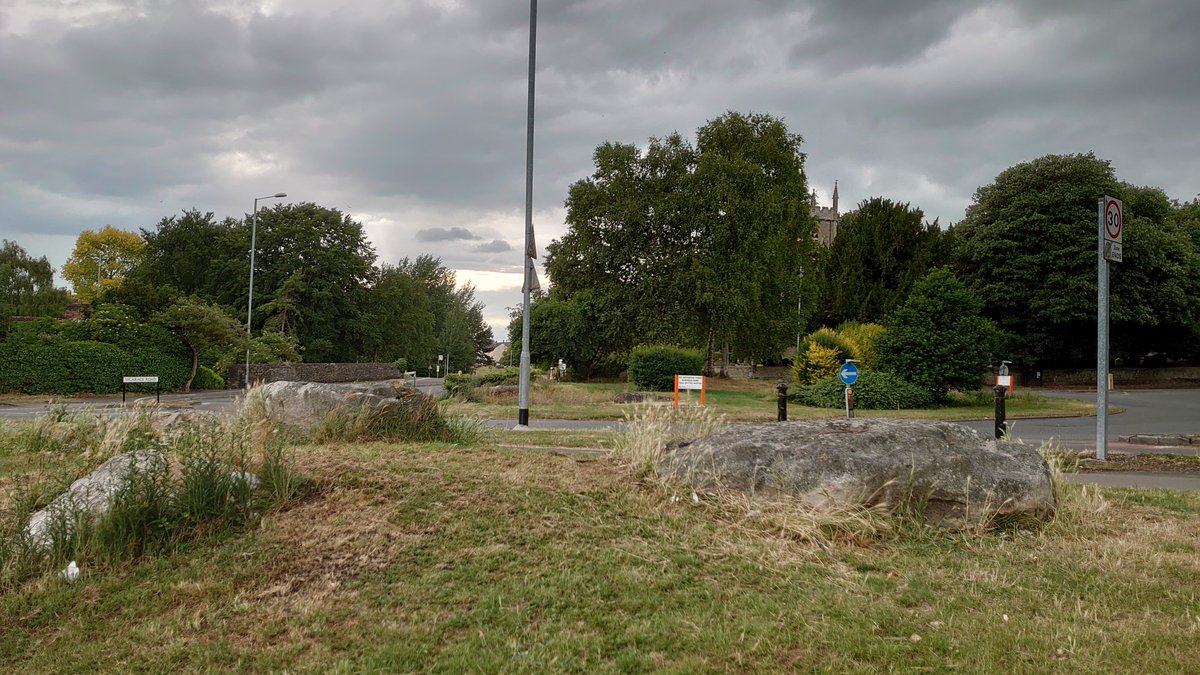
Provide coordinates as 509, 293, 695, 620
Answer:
257, 380, 422, 432
658, 418, 1054, 527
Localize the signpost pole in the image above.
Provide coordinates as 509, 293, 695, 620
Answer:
1096, 197, 1122, 461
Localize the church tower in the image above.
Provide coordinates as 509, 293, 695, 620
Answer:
811, 181, 841, 245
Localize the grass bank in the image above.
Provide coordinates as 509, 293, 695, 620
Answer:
1, 425, 1197, 671
449, 380, 1102, 422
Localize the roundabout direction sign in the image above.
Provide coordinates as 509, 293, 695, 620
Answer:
839, 362, 859, 386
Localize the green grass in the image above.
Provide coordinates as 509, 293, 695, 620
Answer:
2, 435, 1198, 672
449, 380, 1103, 422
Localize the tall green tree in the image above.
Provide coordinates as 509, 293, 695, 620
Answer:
690, 112, 814, 369
393, 256, 492, 375
135, 209, 237, 301
875, 268, 998, 402
222, 203, 378, 363
545, 111, 815, 374
1, 240, 68, 318
816, 198, 947, 326
952, 153, 1200, 366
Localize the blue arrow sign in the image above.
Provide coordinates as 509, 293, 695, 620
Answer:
839, 363, 859, 385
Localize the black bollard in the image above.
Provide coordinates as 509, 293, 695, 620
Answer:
776, 382, 788, 422
994, 384, 1008, 439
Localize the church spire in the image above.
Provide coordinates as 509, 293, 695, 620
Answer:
832, 180, 839, 214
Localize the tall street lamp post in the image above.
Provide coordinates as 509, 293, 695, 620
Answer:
245, 192, 288, 389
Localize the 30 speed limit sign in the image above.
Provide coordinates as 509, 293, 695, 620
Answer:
1102, 196, 1123, 263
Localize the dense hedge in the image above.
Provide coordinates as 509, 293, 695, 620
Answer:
792, 370, 933, 410
443, 367, 525, 398
627, 345, 705, 392
192, 365, 225, 390
0, 317, 190, 394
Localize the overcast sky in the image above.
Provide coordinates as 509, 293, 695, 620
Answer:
3, 0, 1198, 340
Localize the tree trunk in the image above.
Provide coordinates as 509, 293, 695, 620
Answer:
185, 347, 198, 392
721, 339, 730, 378
705, 326, 715, 377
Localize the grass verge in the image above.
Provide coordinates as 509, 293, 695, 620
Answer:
1, 438, 1196, 672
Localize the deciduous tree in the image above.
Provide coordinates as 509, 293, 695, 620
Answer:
1, 240, 68, 318
61, 225, 145, 303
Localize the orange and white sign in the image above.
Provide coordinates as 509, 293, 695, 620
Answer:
674, 375, 706, 407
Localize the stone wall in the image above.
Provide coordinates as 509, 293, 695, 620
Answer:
1039, 366, 1200, 386
225, 362, 406, 388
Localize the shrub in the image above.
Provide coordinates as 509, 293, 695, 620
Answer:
0, 315, 191, 394
792, 328, 857, 385
442, 373, 475, 398
876, 268, 998, 402
191, 365, 225, 390
836, 321, 885, 368
627, 345, 705, 392
793, 371, 933, 410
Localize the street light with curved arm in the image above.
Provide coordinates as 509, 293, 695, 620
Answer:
245, 192, 288, 388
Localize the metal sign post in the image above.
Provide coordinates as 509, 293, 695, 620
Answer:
1097, 196, 1123, 461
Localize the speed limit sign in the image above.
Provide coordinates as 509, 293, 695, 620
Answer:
1102, 196, 1123, 263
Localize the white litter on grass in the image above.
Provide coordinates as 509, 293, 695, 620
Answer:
61, 561, 79, 583
670, 495, 680, 503
691, 491, 700, 504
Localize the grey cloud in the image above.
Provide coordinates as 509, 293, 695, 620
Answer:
415, 227, 480, 242
473, 239, 511, 253
3, 0, 1199, 326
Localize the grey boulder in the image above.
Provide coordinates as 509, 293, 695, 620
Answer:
26, 450, 166, 549
658, 418, 1054, 528
257, 380, 422, 432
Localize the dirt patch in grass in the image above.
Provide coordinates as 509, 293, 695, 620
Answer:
1064, 451, 1200, 474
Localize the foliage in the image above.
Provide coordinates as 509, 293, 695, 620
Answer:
1, 240, 68, 318
546, 111, 816, 369
312, 396, 480, 445
627, 345, 706, 392
61, 225, 146, 303
154, 297, 244, 391
135, 209, 235, 301
952, 153, 1200, 365
793, 371, 933, 409
0, 313, 191, 394
214, 330, 302, 380
191, 365, 225, 390
816, 198, 948, 326
792, 327, 858, 385
442, 368, 522, 398
611, 404, 724, 476
875, 268, 998, 402
507, 291, 610, 378
835, 321, 885, 368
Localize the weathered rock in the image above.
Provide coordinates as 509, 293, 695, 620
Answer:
658, 418, 1054, 528
150, 409, 218, 437
489, 385, 520, 397
257, 380, 422, 432
26, 450, 167, 549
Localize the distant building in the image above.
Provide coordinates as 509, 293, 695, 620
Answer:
811, 180, 840, 246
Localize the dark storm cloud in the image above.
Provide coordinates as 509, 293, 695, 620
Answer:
415, 226, 480, 242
